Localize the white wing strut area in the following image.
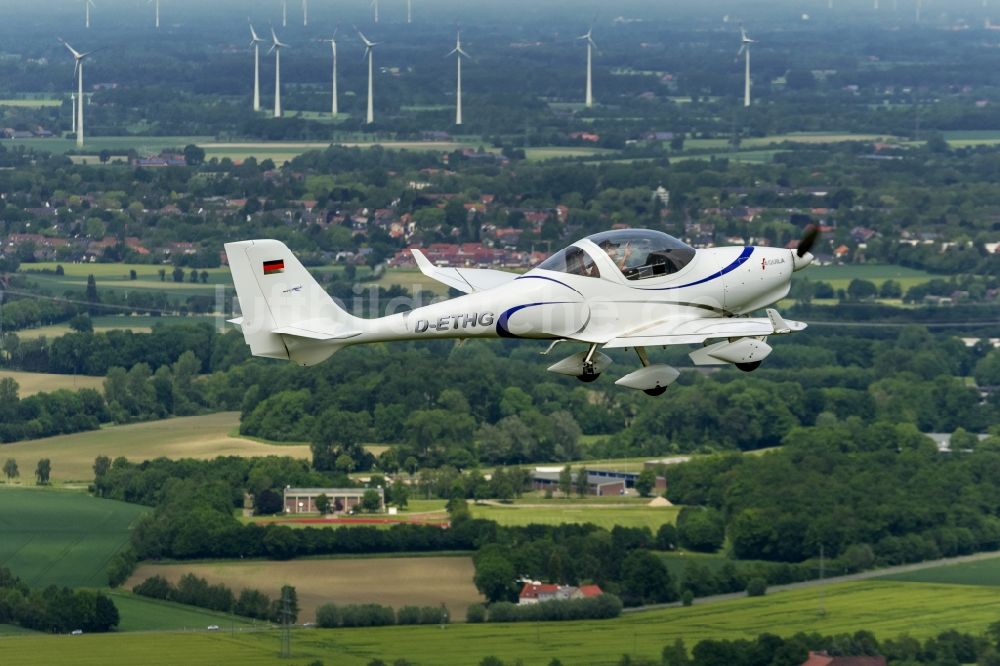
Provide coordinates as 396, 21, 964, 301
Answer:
603, 308, 806, 348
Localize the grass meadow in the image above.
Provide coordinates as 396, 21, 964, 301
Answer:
877, 556, 1000, 587
125, 556, 482, 624
0, 486, 145, 588
13, 315, 219, 340
0, 413, 310, 482
794, 263, 935, 291
5, 581, 1000, 665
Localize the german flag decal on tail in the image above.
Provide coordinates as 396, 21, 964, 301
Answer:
263, 259, 285, 275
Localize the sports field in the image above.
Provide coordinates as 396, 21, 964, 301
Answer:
4, 580, 1000, 665
0, 412, 310, 482
125, 555, 482, 624
0, 370, 105, 396
469, 501, 678, 531
0, 487, 146, 588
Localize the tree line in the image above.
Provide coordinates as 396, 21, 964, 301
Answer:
0, 566, 118, 634
133, 574, 297, 624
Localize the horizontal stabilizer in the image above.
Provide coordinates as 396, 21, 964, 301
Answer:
273, 324, 362, 341
411, 248, 518, 294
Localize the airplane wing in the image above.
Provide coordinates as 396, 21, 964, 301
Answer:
411, 249, 519, 294
602, 309, 806, 348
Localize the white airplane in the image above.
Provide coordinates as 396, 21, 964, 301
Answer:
225, 227, 818, 395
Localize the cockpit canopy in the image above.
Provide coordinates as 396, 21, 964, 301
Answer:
537, 229, 696, 281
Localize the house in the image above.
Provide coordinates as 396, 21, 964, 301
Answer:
800, 651, 886, 666
282, 487, 384, 515
518, 582, 604, 605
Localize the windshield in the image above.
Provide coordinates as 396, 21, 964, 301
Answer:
537, 245, 602, 278
588, 229, 696, 280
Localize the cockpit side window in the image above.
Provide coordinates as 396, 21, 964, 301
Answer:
589, 230, 696, 281
537, 246, 601, 278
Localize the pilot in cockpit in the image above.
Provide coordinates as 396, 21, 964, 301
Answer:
600, 239, 632, 272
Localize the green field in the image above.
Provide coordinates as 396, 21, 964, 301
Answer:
878, 557, 1000, 587
13, 314, 219, 340
0, 487, 146, 588
0, 99, 61, 108
469, 502, 678, 531
110, 592, 262, 633
0, 412, 310, 482
5, 581, 1000, 665
0, 370, 105, 396
795, 263, 935, 291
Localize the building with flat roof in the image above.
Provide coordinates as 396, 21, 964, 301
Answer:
282, 487, 385, 514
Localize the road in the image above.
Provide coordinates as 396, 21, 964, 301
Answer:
626, 549, 1000, 614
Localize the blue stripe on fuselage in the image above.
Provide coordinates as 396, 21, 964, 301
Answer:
637, 246, 753, 291
496, 302, 570, 338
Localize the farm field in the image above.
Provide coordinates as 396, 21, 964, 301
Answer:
125, 555, 482, 624
878, 556, 1000, 587
0, 99, 61, 108
0, 487, 145, 588
6, 136, 213, 155
0, 370, 105, 396
794, 263, 935, 291
469, 501, 679, 530
13, 314, 219, 340
5, 581, 1000, 665
0, 412, 310, 482
110, 592, 261, 633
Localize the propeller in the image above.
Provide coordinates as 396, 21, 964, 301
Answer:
796, 224, 820, 258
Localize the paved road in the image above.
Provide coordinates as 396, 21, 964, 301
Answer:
625, 549, 1000, 614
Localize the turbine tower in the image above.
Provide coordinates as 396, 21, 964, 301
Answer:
302, 0, 308, 27
249, 22, 265, 112
578, 26, 597, 108
447, 31, 470, 125
85, 0, 95, 29
738, 27, 755, 108
71, 93, 77, 134
324, 33, 339, 116
150, 0, 160, 29
407, 0, 412, 23
358, 29, 379, 124
269, 28, 289, 118
60, 40, 92, 148
371, 0, 379, 23
281, 0, 287, 27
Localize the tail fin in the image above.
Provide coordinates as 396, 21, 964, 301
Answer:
225, 239, 362, 365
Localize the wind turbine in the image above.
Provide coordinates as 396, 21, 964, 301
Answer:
71, 93, 77, 134
84, 0, 95, 29
60, 39, 92, 148
358, 29, 379, 124
302, 0, 308, 27
447, 31, 470, 125
249, 22, 265, 112
407, 0, 412, 24
323, 32, 339, 116
269, 28, 289, 118
577, 25, 597, 108
281, 0, 287, 27
149, 0, 160, 29
371, 0, 379, 23
738, 27, 755, 108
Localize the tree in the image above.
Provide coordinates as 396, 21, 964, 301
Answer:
92, 455, 111, 480
390, 479, 409, 509
575, 467, 589, 497
558, 465, 573, 496
473, 551, 517, 603
69, 314, 93, 333
183, 144, 206, 166
676, 507, 725, 553
255, 489, 284, 515
315, 493, 331, 515
620, 549, 675, 605
2, 458, 18, 483
35, 458, 51, 485
361, 489, 382, 513
846, 279, 877, 302
635, 468, 656, 497
172, 267, 184, 283
85, 274, 99, 309
746, 577, 767, 597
